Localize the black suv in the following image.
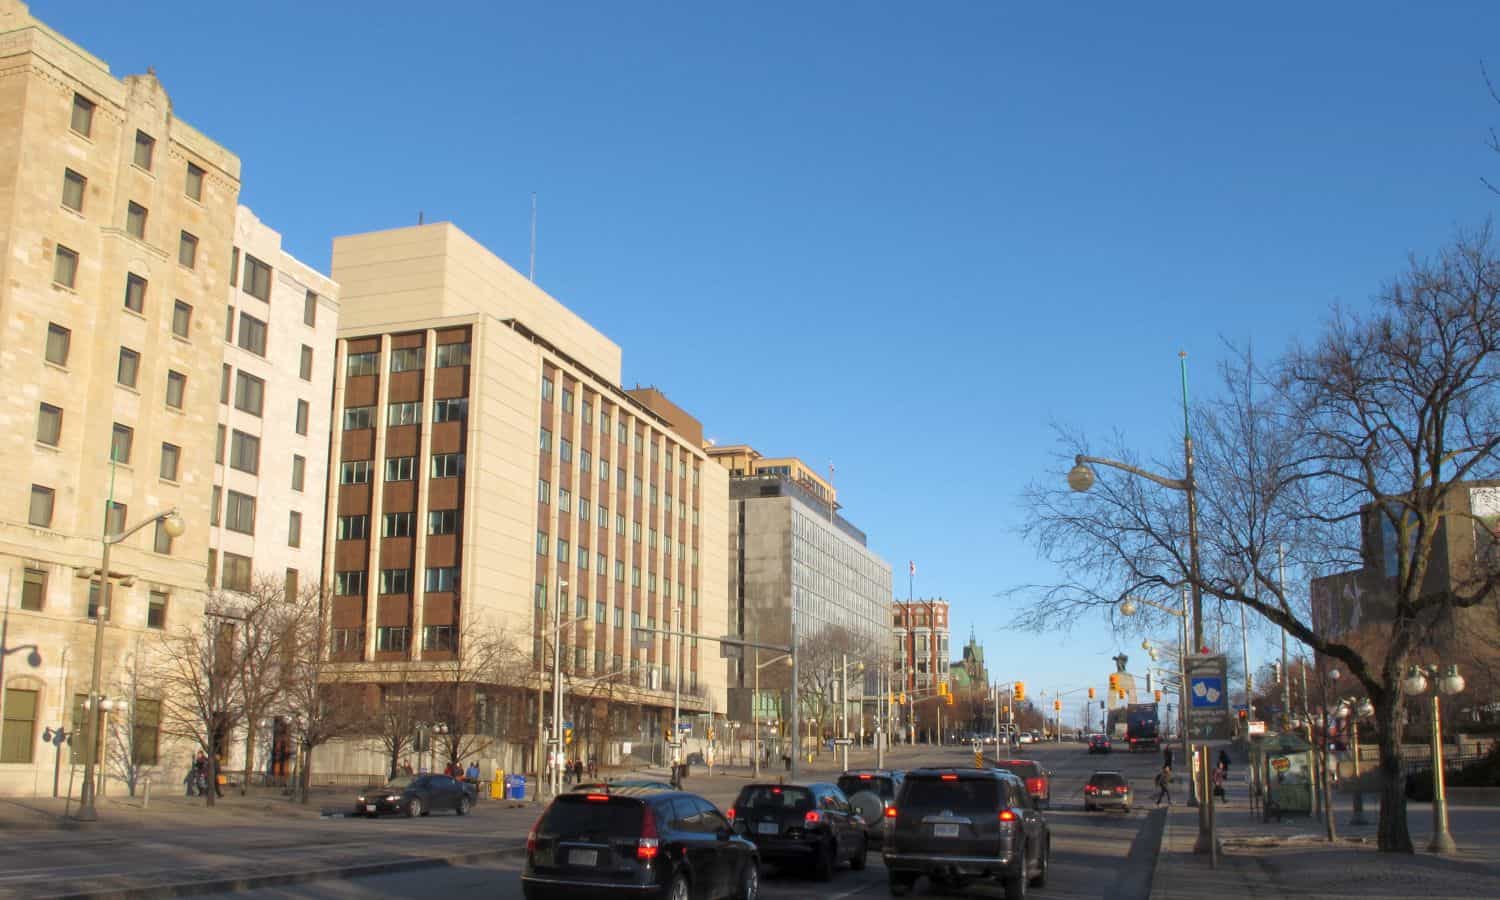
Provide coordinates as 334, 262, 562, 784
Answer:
522, 787, 758, 900
836, 770, 904, 845
728, 782, 868, 880
883, 768, 1050, 898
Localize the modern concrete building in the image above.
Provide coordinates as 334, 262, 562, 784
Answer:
0, 0, 240, 793
317, 223, 730, 777
712, 450, 892, 750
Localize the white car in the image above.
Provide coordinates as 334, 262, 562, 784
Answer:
1017, 733, 1035, 744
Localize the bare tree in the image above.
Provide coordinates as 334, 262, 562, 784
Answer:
234, 577, 302, 793
367, 669, 427, 780
429, 624, 531, 771
281, 585, 363, 804
1014, 233, 1500, 852
155, 603, 246, 807
106, 637, 158, 797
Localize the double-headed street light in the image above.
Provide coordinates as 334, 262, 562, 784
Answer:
1330, 675, 1375, 827
1404, 663, 1466, 854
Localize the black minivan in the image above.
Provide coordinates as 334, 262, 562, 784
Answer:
522, 787, 759, 900
728, 782, 868, 880
883, 768, 1049, 898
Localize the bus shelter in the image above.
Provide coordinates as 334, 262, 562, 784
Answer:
1253, 731, 1314, 821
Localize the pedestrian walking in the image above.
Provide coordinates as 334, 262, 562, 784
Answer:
1212, 766, 1228, 802
466, 761, 480, 783
588, 754, 598, 779
573, 759, 584, 783
1163, 747, 1174, 770
1217, 749, 1231, 776
1154, 766, 1173, 806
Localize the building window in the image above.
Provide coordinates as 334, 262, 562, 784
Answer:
295, 400, 310, 435
558, 539, 570, 564
185, 162, 205, 201
211, 486, 221, 526
375, 626, 409, 653
21, 568, 46, 611
225, 307, 234, 341
598, 505, 608, 528
178, 231, 198, 268
580, 449, 591, 475
334, 571, 367, 595
331, 628, 362, 654
561, 389, 574, 414
390, 347, 423, 372
237, 312, 268, 355
159, 442, 181, 481
337, 515, 369, 540
304, 290, 318, 326
387, 401, 420, 427
131, 698, 161, 766
28, 485, 54, 528
61, 168, 86, 212
539, 427, 552, 452
541, 375, 554, 402
0, 688, 37, 764
536, 530, 549, 556
379, 568, 412, 594
433, 397, 467, 422
225, 490, 256, 535
165, 370, 187, 409
215, 425, 225, 464
428, 509, 459, 535
110, 423, 134, 463
285, 568, 299, 599
343, 405, 374, 430
53, 246, 79, 288
435, 342, 470, 367
36, 403, 62, 446
425, 566, 460, 592
431, 453, 464, 478
385, 456, 416, 481
235, 372, 265, 417
153, 518, 174, 554
243, 254, 272, 301
597, 552, 606, 573
382, 512, 415, 538
535, 583, 547, 611
615, 560, 624, 582
126, 201, 148, 239
297, 345, 313, 381
115, 347, 140, 388
288, 511, 302, 548
229, 430, 259, 474
45, 323, 71, 365
133, 130, 155, 169
347, 352, 378, 377
222, 552, 252, 592
291, 454, 306, 491
207, 549, 216, 587
172, 300, 192, 338
340, 460, 372, 484
69, 93, 97, 136
579, 498, 590, 521
558, 488, 571, 513
560, 438, 572, 463
423, 625, 457, 652
537, 478, 550, 504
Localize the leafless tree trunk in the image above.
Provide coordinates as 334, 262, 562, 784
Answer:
282, 585, 362, 803
155, 605, 247, 808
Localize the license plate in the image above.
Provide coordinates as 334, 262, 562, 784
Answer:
757, 822, 779, 835
934, 823, 959, 838
365, 804, 376, 812
568, 849, 598, 867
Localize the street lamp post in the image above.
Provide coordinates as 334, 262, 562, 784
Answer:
75, 492, 184, 823
1122, 590, 1196, 815
751, 649, 791, 778
1333, 686, 1375, 828
1404, 664, 1466, 854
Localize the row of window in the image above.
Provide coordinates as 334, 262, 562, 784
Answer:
27, 486, 177, 557
540, 376, 701, 474
0, 686, 163, 766
335, 624, 457, 655
345, 342, 470, 376
334, 566, 459, 596
346, 397, 468, 431
68, 93, 204, 198
8, 566, 169, 627
339, 453, 464, 484
336, 509, 459, 540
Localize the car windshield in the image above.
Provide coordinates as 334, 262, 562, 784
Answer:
995, 762, 1040, 779
382, 776, 415, 789
542, 794, 645, 837
903, 777, 1000, 809
1090, 773, 1127, 788
838, 776, 894, 799
737, 785, 813, 811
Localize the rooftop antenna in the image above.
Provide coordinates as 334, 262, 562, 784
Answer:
529, 192, 537, 282
418, 211, 424, 225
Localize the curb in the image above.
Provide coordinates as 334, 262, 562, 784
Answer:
38, 841, 529, 900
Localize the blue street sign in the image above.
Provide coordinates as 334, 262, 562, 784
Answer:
677, 722, 692, 732
1189, 677, 1225, 708
563, 721, 574, 729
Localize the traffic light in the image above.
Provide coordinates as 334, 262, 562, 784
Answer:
1052, 699, 1062, 712
1013, 682, 1025, 703
1088, 687, 1096, 700
564, 726, 574, 745
1117, 689, 1126, 700
899, 692, 907, 705
1153, 690, 1163, 703
1108, 673, 1120, 693
938, 681, 948, 697
945, 692, 954, 706
1238, 709, 1249, 722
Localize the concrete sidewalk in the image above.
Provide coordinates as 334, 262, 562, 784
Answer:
1149, 782, 1500, 898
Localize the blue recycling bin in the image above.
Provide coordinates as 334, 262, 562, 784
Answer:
509, 774, 527, 801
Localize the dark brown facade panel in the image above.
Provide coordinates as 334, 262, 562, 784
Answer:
427, 477, 462, 510
337, 484, 372, 516
391, 331, 426, 350
388, 373, 425, 404
383, 480, 417, 509
341, 430, 375, 461
385, 426, 421, 458
425, 534, 459, 567
436, 326, 471, 345
346, 336, 380, 355
423, 596, 456, 626
376, 596, 411, 627
333, 540, 369, 571
380, 537, 416, 565
432, 366, 468, 399
430, 421, 467, 454
344, 377, 378, 408
331, 596, 365, 628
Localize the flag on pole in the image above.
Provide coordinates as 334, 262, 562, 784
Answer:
909, 561, 916, 576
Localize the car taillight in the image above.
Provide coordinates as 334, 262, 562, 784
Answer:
638, 804, 660, 861
1085, 786, 1097, 794
585, 793, 610, 802
804, 810, 822, 824
526, 815, 541, 853
884, 806, 897, 819
725, 807, 736, 822
859, 774, 872, 780
1026, 778, 1044, 794
1116, 786, 1128, 794
941, 774, 959, 781
999, 809, 1017, 822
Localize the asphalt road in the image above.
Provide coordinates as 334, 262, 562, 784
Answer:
205, 741, 1170, 900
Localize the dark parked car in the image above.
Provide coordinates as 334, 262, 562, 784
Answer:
992, 758, 1052, 809
1084, 771, 1132, 813
883, 767, 1049, 898
355, 774, 472, 817
522, 787, 758, 900
836, 770, 905, 845
1088, 734, 1112, 754
728, 782, 868, 880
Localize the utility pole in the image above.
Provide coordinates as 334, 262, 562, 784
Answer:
1279, 544, 1290, 729
841, 652, 850, 772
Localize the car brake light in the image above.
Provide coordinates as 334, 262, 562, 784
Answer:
999, 809, 1017, 822
1116, 786, 1128, 794
726, 807, 736, 822
526, 815, 541, 852
1085, 786, 1097, 794
804, 810, 822, 824
885, 806, 897, 818
638, 805, 660, 861
941, 774, 958, 781
771, 787, 782, 794
859, 774, 872, 780
585, 793, 610, 802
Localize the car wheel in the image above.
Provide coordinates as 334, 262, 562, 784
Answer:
850, 833, 868, 871
814, 838, 837, 881
666, 873, 690, 900
1002, 839, 1027, 899
738, 860, 759, 900
406, 797, 422, 818
1029, 838, 1049, 888
888, 873, 917, 897
457, 796, 472, 815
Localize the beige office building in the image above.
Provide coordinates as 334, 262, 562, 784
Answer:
0, 1, 239, 793
318, 223, 729, 775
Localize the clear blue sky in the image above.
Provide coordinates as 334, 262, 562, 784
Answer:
41, 1, 1500, 699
